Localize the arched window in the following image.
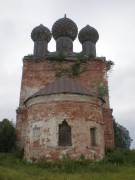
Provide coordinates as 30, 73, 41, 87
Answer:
59, 120, 71, 146
90, 127, 97, 146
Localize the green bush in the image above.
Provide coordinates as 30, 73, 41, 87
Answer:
103, 148, 135, 164
0, 119, 16, 152
71, 60, 81, 76
14, 149, 24, 160
48, 51, 65, 62
106, 60, 114, 72
113, 119, 132, 149
104, 149, 125, 164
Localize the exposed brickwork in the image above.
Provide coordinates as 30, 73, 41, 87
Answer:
25, 95, 104, 160
16, 108, 27, 150
19, 58, 108, 106
103, 108, 115, 149
16, 56, 114, 160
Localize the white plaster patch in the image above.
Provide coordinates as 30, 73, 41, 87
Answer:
25, 87, 40, 100
103, 70, 108, 80
29, 118, 58, 147
26, 94, 101, 108
61, 112, 73, 119
30, 120, 43, 143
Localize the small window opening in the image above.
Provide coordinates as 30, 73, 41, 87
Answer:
90, 127, 96, 146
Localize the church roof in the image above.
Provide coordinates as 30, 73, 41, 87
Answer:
27, 75, 94, 101
52, 15, 78, 41
78, 25, 99, 44
31, 24, 51, 42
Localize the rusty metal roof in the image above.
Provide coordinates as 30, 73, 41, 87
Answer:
27, 75, 94, 101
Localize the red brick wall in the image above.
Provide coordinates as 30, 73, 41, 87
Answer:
25, 95, 105, 160
103, 108, 115, 149
19, 58, 108, 104
16, 57, 114, 154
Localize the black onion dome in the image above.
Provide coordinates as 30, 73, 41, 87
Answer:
52, 15, 78, 41
78, 25, 99, 44
31, 24, 51, 42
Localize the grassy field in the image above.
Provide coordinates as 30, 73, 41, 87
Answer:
0, 149, 135, 180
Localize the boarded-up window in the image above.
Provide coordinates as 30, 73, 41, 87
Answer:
59, 120, 71, 146
33, 126, 40, 139
90, 128, 96, 146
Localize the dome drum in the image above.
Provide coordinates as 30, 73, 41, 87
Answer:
52, 16, 78, 52
78, 25, 99, 57
56, 37, 73, 52
82, 41, 96, 57
33, 41, 48, 56
31, 24, 51, 56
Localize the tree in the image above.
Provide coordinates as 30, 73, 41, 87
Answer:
113, 118, 132, 149
0, 119, 16, 152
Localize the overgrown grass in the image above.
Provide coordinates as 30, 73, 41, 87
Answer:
103, 148, 135, 164
0, 149, 135, 180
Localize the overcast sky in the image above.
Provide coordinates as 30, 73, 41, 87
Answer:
0, 0, 135, 148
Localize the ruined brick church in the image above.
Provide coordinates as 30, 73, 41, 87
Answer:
16, 16, 114, 161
